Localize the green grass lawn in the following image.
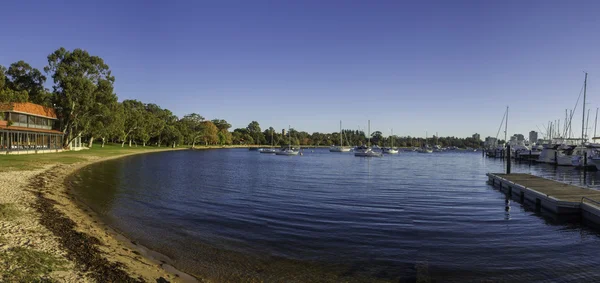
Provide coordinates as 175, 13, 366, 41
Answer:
0, 143, 186, 172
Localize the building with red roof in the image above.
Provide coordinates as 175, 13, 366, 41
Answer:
0, 102, 65, 154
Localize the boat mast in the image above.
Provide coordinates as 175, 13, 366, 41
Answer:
569, 111, 573, 138
582, 72, 588, 145
368, 120, 371, 147
585, 109, 591, 143
340, 120, 343, 147
391, 129, 394, 148
288, 125, 291, 150
504, 106, 508, 146
595, 108, 599, 139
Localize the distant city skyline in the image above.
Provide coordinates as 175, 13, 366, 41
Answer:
1, 0, 600, 138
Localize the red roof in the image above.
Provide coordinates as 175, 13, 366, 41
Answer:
0, 102, 58, 119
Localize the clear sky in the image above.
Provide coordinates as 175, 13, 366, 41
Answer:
1, 0, 600, 139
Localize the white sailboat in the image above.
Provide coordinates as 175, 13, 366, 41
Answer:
276, 125, 299, 156
330, 121, 352, 152
417, 131, 433, 153
382, 129, 399, 154
354, 120, 383, 157
259, 130, 277, 154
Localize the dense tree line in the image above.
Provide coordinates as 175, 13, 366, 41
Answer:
0, 47, 483, 149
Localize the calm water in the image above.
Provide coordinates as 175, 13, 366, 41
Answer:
70, 149, 600, 282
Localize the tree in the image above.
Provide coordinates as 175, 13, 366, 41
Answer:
138, 103, 167, 147
179, 113, 205, 147
6, 61, 51, 106
162, 124, 182, 148
157, 111, 177, 147
0, 65, 29, 103
217, 129, 232, 145
120, 100, 144, 147
200, 121, 219, 145
246, 121, 262, 145
211, 119, 232, 131
45, 47, 117, 148
97, 103, 123, 147
87, 97, 119, 147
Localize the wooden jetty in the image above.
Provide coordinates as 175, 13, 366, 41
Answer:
487, 173, 600, 224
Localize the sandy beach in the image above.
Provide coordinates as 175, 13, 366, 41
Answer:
0, 148, 200, 282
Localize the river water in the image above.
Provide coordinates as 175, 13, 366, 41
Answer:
69, 149, 600, 282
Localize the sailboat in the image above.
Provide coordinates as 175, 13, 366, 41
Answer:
354, 120, 383, 157
417, 131, 433, 153
259, 129, 277, 154
330, 121, 352, 152
276, 126, 299, 156
382, 129, 399, 154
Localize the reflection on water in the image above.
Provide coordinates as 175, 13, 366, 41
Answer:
70, 149, 600, 282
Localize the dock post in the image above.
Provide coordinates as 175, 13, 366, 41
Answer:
554, 151, 558, 165
506, 145, 511, 174
584, 152, 588, 169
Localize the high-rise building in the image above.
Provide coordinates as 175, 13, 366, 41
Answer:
472, 133, 481, 141
529, 131, 538, 144
514, 134, 525, 141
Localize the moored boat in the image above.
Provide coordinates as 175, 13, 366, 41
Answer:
354, 120, 382, 157
276, 125, 299, 156
330, 121, 352, 152
382, 129, 399, 154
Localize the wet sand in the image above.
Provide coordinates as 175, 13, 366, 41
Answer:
0, 148, 199, 282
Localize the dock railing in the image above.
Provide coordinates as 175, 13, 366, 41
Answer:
581, 197, 600, 208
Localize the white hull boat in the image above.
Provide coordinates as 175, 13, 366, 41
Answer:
276, 149, 299, 156
259, 148, 277, 154
330, 121, 352, 152
354, 148, 383, 157
382, 148, 399, 154
354, 120, 382, 157
277, 125, 299, 156
556, 154, 574, 166
330, 146, 351, 152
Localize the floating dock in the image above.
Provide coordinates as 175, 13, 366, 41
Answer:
487, 173, 600, 224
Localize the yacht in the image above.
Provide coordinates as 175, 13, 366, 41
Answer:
260, 130, 277, 154
417, 131, 433, 153
259, 148, 277, 154
556, 144, 577, 166
382, 129, 399, 154
330, 121, 352, 152
276, 148, 300, 156
276, 126, 299, 156
571, 143, 600, 167
354, 120, 383, 157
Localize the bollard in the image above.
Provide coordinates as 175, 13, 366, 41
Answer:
506, 145, 511, 174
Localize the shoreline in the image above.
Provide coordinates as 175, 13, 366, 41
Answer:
0, 147, 202, 282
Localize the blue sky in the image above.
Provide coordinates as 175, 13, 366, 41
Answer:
1, 0, 600, 139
